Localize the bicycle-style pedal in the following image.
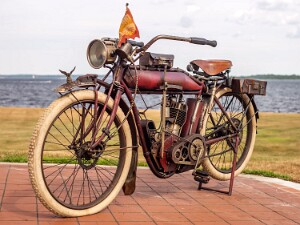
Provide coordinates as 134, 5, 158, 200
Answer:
193, 170, 210, 184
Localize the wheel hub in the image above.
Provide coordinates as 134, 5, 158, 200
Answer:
73, 141, 105, 170
227, 118, 243, 146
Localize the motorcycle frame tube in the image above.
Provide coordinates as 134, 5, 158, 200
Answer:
77, 65, 165, 177
213, 95, 238, 132
119, 81, 206, 177
88, 66, 240, 177
91, 65, 125, 149
180, 93, 203, 137
92, 67, 255, 177
121, 80, 167, 178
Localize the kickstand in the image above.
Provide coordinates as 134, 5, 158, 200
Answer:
196, 136, 239, 196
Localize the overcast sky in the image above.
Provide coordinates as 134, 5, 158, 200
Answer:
0, 0, 299, 75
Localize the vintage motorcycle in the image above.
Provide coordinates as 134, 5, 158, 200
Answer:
28, 34, 266, 217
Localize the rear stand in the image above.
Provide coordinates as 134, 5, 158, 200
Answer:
194, 136, 239, 196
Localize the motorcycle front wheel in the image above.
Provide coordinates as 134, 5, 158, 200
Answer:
200, 87, 256, 181
28, 90, 132, 217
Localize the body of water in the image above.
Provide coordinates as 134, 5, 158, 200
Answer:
0, 75, 299, 113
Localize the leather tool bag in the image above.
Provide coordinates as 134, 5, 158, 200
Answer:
231, 78, 267, 95
139, 52, 174, 68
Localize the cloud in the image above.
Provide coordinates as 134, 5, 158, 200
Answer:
228, 10, 254, 25
232, 31, 242, 38
228, 9, 290, 26
283, 14, 300, 26
287, 26, 300, 38
227, 0, 300, 25
175, 2, 200, 29
151, 0, 176, 4
225, 1, 300, 41
256, 0, 290, 11
185, 3, 201, 13
179, 16, 193, 28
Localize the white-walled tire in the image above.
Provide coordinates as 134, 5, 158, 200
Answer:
200, 87, 256, 181
28, 90, 132, 217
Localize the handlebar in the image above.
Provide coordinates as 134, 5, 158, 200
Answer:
190, 37, 217, 47
128, 40, 144, 48
104, 35, 216, 51
101, 37, 144, 48
136, 34, 217, 53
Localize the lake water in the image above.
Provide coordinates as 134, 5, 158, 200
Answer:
0, 75, 299, 113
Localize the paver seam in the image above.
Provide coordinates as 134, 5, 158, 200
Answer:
2, 163, 300, 224
180, 174, 264, 224
185, 177, 233, 224
164, 173, 230, 225
36, 193, 40, 225
131, 174, 168, 225
76, 216, 80, 225
201, 174, 300, 224
241, 182, 300, 224
0, 164, 11, 211
221, 178, 298, 224
136, 173, 192, 224
107, 203, 119, 225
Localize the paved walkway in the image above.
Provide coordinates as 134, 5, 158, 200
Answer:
0, 163, 300, 225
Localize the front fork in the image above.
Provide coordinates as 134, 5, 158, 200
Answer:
90, 83, 123, 149
72, 65, 125, 151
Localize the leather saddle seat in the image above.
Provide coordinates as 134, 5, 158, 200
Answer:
190, 59, 232, 76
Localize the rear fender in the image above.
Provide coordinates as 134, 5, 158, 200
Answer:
248, 94, 259, 134
248, 94, 259, 121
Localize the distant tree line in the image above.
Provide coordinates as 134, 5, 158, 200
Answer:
235, 74, 300, 80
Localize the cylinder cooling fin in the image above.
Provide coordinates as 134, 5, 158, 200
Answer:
165, 94, 187, 136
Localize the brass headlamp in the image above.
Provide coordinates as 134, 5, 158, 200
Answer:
86, 39, 117, 69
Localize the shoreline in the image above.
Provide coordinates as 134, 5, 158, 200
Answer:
0, 106, 299, 114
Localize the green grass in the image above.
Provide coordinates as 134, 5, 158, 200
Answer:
0, 107, 44, 163
243, 169, 292, 181
245, 112, 300, 182
0, 107, 299, 182
0, 152, 28, 163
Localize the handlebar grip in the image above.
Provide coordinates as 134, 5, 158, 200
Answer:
190, 37, 217, 47
127, 40, 145, 48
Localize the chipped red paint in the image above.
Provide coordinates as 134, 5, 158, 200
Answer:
125, 69, 203, 91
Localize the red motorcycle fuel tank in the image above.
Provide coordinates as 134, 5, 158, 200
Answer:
124, 68, 203, 91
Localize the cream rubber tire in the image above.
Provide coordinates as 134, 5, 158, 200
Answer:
200, 87, 256, 181
28, 90, 132, 217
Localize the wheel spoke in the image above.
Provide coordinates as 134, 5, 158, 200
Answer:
40, 98, 127, 210
204, 90, 254, 175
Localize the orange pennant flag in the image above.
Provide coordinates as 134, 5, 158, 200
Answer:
118, 4, 140, 47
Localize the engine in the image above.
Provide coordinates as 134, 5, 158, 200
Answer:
141, 94, 204, 173
164, 94, 205, 167
165, 94, 187, 136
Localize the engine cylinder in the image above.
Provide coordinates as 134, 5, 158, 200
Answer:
165, 95, 187, 136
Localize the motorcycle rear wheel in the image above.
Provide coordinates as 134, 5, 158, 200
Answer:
28, 90, 132, 217
201, 87, 256, 181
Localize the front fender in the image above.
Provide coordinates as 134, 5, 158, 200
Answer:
56, 74, 139, 195
55, 74, 99, 93
112, 95, 139, 195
